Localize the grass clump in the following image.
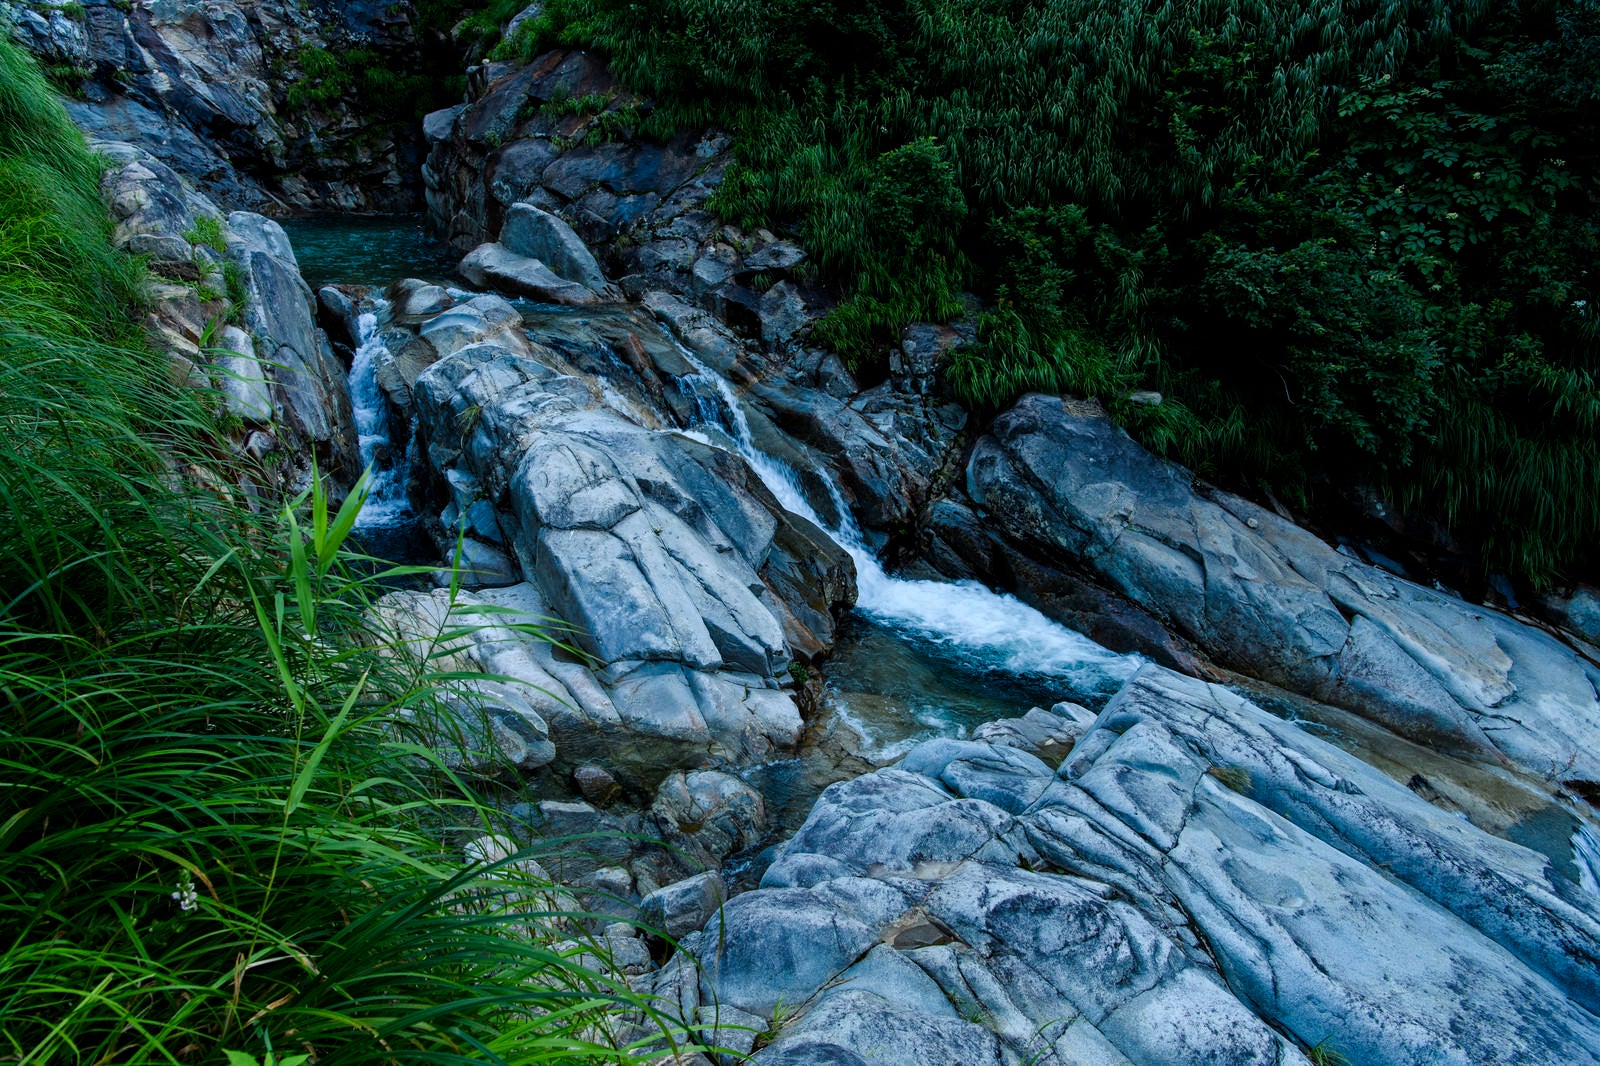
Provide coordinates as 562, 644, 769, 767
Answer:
0, 37, 687, 1065
185, 210, 228, 253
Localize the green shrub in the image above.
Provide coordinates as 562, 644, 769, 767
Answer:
526, 0, 1598, 584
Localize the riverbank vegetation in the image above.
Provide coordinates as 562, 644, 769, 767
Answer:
494, 0, 1599, 588
0, 38, 675, 1065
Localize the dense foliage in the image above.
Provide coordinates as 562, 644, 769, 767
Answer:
0, 38, 681, 1065
494, 0, 1598, 586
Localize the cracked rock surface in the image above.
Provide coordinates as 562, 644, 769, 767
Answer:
967, 394, 1600, 783
676, 666, 1600, 1066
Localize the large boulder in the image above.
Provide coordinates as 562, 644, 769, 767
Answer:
967, 395, 1600, 783
376, 296, 855, 783
229, 210, 361, 483
93, 141, 355, 490
458, 242, 606, 305
684, 665, 1600, 1066
500, 202, 614, 294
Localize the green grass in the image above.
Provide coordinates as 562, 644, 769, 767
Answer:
185, 211, 228, 253
0, 37, 693, 1064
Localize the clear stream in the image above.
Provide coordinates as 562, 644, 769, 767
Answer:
289, 218, 1600, 900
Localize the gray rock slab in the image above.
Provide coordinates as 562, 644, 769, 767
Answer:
967, 394, 1600, 782
500, 202, 612, 292
459, 241, 604, 305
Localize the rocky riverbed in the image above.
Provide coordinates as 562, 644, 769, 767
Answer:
33, 16, 1600, 1063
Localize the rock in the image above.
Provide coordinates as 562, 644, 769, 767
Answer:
20, 0, 426, 212
213, 325, 273, 424
675, 664, 1600, 1065
574, 763, 622, 805
500, 203, 614, 294
698, 886, 890, 1018
423, 104, 467, 143
758, 986, 1003, 1066
399, 282, 453, 318
410, 327, 855, 701
1538, 584, 1600, 647
651, 771, 765, 871
639, 872, 727, 940
459, 241, 605, 305
694, 1004, 766, 1063
317, 286, 362, 352
970, 705, 1087, 761
91, 141, 353, 489
229, 209, 361, 483
740, 240, 805, 274
417, 293, 528, 359
966, 395, 1600, 781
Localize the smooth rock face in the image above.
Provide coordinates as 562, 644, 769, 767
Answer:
459, 242, 605, 305
690, 666, 1600, 1066
370, 295, 854, 781
94, 140, 354, 489
967, 394, 1600, 782
499, 203, 614, 293
229, 210, 361, 483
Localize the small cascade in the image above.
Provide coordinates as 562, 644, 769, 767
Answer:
1575, 822, 1600, 905
347, 300, 413, 527
674, 346, 1139, 692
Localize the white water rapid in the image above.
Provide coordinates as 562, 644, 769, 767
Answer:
671, 346, 1141, 695
347, 301, 413, 527
1575, 823, 1600, 904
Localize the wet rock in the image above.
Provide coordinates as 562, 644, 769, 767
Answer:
317, 286, 362, 352
680, 664, 1600, 1065
574, 763, 623, 805
459, 241, 605, 305
967, 395, 1600, 781
394, 280, 453, 319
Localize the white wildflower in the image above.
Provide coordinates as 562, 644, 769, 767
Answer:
172, 874, 198, 912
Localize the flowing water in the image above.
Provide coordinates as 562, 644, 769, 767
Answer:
667, 339, 1140, 756
290, 226, 1600, 905
346, 301, 413, 529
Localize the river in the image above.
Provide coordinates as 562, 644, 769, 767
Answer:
286, 216, 1600, 902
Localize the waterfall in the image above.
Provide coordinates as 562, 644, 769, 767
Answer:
347, 300, 413, 527
672, 347, 1140, 689
1575, 823, 1600, 905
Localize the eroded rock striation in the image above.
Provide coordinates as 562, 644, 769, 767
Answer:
961, 395, 1600, 784
368, 293, 855, 788
97, 139, 357, 489
671, 667, 1600, 1066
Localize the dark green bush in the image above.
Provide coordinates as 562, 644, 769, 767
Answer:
515, 0, 1597, 584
